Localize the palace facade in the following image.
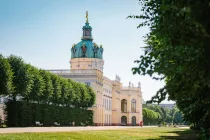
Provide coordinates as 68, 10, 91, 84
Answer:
48, 12, 143, 126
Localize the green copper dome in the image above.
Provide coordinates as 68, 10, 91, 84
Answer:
71, 13, 103, 59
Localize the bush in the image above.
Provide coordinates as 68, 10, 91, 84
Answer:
5, 101, 94, 127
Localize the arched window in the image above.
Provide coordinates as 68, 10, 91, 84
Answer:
121, 99, 127, 113
103, 99, 105, 108
131, 99, 136, 112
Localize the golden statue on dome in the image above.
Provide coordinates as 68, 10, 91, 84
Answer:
86, 11, 88, 23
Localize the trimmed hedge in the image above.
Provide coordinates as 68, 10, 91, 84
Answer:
6, 101, 93, 127
0, 55, 96, 127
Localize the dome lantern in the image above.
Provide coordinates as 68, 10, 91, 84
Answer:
81, 11, 93, 41
70, 11, 103, 59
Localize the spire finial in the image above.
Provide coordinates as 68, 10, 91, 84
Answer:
86, 11, 88, 23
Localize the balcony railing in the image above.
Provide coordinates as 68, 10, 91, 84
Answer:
121, 87, 140, 91
47, 69, 97, 76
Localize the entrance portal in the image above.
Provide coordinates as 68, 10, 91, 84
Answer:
121, 116, 127, 125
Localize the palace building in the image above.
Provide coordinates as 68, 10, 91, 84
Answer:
48, 12, 143, 126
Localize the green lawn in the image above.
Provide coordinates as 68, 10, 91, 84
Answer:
0, 127, 198, 140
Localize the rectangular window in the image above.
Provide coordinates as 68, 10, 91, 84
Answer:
106, 99, 108, 110
108, 99, 109, 110
107, 99, 109, 110
109, 100, 111, 110
85, 82, 91, 86
110, 100, 111, 110
105, 99, 107, 110
87, 82, 90, 86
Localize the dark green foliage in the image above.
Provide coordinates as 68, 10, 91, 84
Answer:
28, 67, 45, 103
129, 0, 210, 138
143, 104, 184, 125
7, 55, 33, 100
39, 70, 54, 104
173, 111, 183, 125
5, 101, 94, 127
0, 54, 13, 96
50, 74, 61, 105
60, 78, 70, 105
0, 54, 96, 127
86, 85, 96, 107
66, 79, 75, 106
2, 54, 95, 108
71, 82, 82, 108
79, 84, 90, 108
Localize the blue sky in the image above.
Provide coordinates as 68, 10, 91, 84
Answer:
0, 0, 173, 103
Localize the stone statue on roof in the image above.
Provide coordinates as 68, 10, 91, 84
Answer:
71, 44, 77, 58
138, 82, 141, 88
115, 75, 121, 82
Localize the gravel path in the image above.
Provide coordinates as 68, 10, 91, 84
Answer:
0, 126, 157, 134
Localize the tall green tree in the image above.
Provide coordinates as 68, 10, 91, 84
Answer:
143, 105, 164, 118
71, 82, 81, 108
143, 104, 178, 124
60, 78, 70, 105
79, 84, 89, 108
129, 0, 210, 137
28, 67, 45, 103
7, 55, 33, 101
39, 70, 54, 104
143, 108, 161, 125
64, 79, 75, 107
173, 111, 183, 125
0, 54, 13, 96
51, 74, 61, 105
86, 85, 96, 107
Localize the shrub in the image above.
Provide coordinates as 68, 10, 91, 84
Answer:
5, 101, 93, 127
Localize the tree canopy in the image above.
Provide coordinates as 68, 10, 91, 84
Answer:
143, 104, 184, 125
0, 54, 13, 96
0, 54, 96, 109
142, 108, 161, 125
129, 0, 210, 138
7, 55, 33, 100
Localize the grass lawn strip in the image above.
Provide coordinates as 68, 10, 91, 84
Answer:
0, 127, 198, 140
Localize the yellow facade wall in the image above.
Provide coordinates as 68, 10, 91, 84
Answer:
55, 58, 143, 126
